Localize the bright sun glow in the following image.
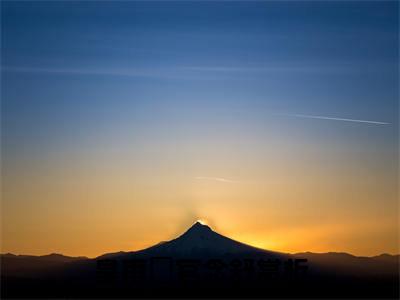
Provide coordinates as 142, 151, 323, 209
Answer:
196, 219, 207, 225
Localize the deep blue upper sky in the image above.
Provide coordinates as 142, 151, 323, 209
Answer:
2, 0, 398, 166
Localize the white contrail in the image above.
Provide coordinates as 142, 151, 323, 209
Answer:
279, 113, 390, 125
195, 176, 238, 183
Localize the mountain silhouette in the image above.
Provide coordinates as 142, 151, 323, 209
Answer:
99, 222, 284, 260
1, 222, 399, 298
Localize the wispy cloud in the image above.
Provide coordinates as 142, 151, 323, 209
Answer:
1, 66, 174, 79
195, 176, 238, 183
181, 63, 357, 74
2, 63, 363, 80
278, 113, 390, 125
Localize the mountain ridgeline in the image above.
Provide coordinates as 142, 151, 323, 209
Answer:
1, 222, 399, 298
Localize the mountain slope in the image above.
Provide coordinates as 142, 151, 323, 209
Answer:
99, 222, 286, 259
1, 253, 88, 277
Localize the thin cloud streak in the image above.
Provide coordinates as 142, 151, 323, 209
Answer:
279, 113, 390, 125
2, 63, 364, 80
183, 65, 346, 74
195, 176, 238, 183
1, 66, 175, 79
181, 61, 377, 74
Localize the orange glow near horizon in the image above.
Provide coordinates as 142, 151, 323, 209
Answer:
2, 124, 398, 258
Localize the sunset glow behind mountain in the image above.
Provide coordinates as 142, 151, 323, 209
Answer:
1, 1, 398, 258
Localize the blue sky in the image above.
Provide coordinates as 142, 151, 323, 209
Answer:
3, 1, 398, 150
1, 1, 399, 256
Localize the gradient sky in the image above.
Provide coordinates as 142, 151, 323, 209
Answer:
1, 1, 399, 257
